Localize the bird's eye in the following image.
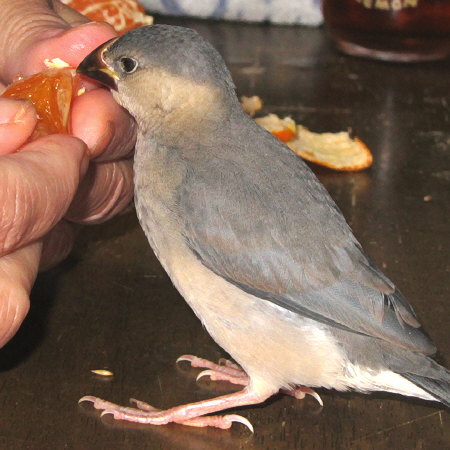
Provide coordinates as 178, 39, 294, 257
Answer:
119, 57, 138, 74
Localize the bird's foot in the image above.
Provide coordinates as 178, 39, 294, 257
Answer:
177, 354, 323, 406
177, 354, 249, 385
79, 388, 273, 431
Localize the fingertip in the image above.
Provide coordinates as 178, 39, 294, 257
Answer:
53, 134, 90, 178
0, 283, 30, 348
0, 98, 37, 155
40, 221, 74, 271
0, 243, 41, 348
71, 88, 136, 160
66, 159, 134, 224
23, 22, 118, 76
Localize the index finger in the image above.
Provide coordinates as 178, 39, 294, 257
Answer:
71, 88, 137, 161
0, 134, 88, 257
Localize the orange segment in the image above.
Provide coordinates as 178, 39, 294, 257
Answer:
63, 0, 153, 34
2, 68, 80, 139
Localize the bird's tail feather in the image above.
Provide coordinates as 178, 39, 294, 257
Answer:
402, 365, 450, 408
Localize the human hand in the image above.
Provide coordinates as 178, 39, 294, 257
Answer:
0, 0, 137, 347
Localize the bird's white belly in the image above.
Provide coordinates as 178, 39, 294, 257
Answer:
170, 253, 435, 400
162, 243, 349, 393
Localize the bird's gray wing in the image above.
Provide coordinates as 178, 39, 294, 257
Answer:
178, 121, 435, 355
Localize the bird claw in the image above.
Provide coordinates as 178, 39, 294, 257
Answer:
178, 413, 254, 431
196, 369, 214, 382
78, 395, 96, 404
308, 390, 324, 407
285, 386, 323, 407
176, 354, 195, 364
224, 414, 254, 433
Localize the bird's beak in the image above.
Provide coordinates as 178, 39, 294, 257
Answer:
77, 38, 120, 91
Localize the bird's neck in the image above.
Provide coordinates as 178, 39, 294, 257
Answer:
168, 106, 237, 146
141, 82, 241, 148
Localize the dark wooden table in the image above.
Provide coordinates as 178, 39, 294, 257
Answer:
1, 17, 449, 450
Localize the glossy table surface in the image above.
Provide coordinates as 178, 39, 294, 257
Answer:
1, 16, 449, 450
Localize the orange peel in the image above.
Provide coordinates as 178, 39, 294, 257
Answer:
254, 114, 297, 143
287, 126, 373, 171
240, 95, 263, 117
254, 112, 373, 171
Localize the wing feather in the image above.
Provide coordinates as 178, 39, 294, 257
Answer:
178, 119, 435, 355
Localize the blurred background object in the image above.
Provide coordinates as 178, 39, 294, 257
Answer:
62, 0, 153, 33
322, 0, 450, 62
140, 0, 323, 25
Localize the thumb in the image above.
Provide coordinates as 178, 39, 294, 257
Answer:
0, 0, 117, 83
0, 242, 41, 348
0, 98, 37, 155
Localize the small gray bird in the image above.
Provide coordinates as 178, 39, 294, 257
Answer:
77, 25, 449, 430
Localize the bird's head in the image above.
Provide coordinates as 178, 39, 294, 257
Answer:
77, 25, 238, 140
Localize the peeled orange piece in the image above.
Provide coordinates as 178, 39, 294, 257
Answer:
2, 68, 79, 139
63, 0, 153, 34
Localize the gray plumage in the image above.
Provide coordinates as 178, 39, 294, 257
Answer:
88, 25, 450, 409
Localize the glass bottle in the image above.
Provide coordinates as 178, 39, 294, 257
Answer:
322, 0, 450, 62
